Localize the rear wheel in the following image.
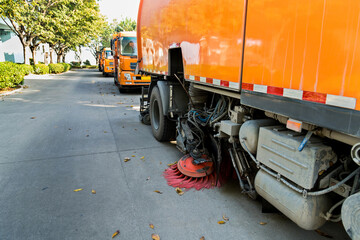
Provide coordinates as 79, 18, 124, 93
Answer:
150, 86, 176, 141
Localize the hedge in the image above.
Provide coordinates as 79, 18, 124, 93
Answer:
0, 62, 25, 89
60, 63, 71, 72
49, 63, 65, 74
33, 64, 50, 75
18, 64, 34, 75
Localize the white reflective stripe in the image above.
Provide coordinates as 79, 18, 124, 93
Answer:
213, 79, 221, 85
283, 88, 303, 100
326, 94, 356, 109
253, 84, 267, 93
189, 75, 195, 80
200, 77, 206, 82
229, 82, 240, 89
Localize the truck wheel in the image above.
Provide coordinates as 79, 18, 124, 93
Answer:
150, 86, 175, 141
118, 86, 127, 93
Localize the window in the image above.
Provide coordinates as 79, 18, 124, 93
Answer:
120, 37, 137, 56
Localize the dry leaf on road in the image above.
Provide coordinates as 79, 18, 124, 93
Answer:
91, 190, 96, 194
140, 156, 145, 159
131, 155, 136, 157
200, 237, 205, 240
149, 224, 154, 229
30, 117, 36, 119
146, 177, 151, 181
112, 230, 120, 238
73, 188, 83, 192
175, 188, 184, 196
124, 157, 131, 162
259, 222, 267, 225
167, 161, 177, 166
217, 221, 226, 224
222, 215, 229, 222
151, 234, 160, 240
154, 190, 163, 194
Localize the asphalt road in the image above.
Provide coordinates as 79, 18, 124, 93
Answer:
0, 69, 350, 240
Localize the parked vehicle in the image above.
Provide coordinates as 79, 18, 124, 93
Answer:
137, 0, 360, 237
101, 48, 114, 77
111, 32, 150, 93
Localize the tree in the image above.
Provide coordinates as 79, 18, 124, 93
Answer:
41, 0, 103, 63
0, 0, 53, 64
88, 17, 137, 63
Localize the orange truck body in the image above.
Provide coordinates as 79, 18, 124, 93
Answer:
138, 0, 360, 137
111, 32, 150, 91
101, 48, 114, 76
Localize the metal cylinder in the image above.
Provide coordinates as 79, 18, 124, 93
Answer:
255, 170, 332, 230
341, 192, 360, 239
239, 119, 276, 154
351, 143, 360, 166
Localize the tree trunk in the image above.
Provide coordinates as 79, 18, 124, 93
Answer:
23, 45, 29, 65
57, 53, 62, 63
49, 47, 53, 64
30, 47, 37, 65
62, 54, 66, 63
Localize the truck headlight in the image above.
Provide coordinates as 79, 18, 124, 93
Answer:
124, 73, 131, 80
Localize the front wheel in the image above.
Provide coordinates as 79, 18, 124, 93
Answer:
149, 86, 176, 141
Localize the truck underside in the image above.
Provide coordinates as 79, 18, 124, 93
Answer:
139, 62, 360, 236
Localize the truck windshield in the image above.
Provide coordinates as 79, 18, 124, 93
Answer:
105, 50, 113, 59
121, 37, 137, 56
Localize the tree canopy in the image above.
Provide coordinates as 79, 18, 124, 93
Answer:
0, 0, 104, 64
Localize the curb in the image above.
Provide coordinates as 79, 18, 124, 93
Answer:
0, 85, 24, 97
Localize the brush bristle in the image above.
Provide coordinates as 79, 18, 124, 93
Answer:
163, 164, 221, 190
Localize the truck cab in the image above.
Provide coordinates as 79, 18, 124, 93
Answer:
113, 32, 150, 92
101, 48, 114, 77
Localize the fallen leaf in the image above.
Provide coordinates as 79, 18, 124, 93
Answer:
140, 156, 145, 159
154, 190, 163, 194
175, 187, 184, 196
222, 215, 229, 222
73, 188, 83, 192
167, 161, 177, 167
200, 237, 205, 240
149, 224, 154, 229
130, 105, 134, 107
315, 230, 333, 239
132, 155, 136, 157
146, 177, 151, 181
112, 230, 120, 238
86, 135, 89, 137
124, 157, 131, 162
30, 117, 36, 119
92, 190, 96, 194
68, 128, 72, 130
217, 221, 226, 224
151, 234, 160, 240
117, 102, 123, 104
104, 131, 108, 133
259, 222, 267, 225
159, 162, 162, 165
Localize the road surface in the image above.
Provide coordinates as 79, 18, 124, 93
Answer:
0, 69, 350, 239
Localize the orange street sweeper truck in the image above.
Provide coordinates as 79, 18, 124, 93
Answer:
137, 0, 360, 237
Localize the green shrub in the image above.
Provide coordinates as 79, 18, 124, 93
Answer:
0, 62, 25, 89
33, 64, 49, 74
61, 63, 71, 72
17, 64, 33, 75
71, 61, 81, 68
83, 59, 91, 66
49, 63, 65, 74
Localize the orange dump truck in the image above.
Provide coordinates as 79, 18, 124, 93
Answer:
100, 47, 114, 76
111, 31, 150, 93
138, 0, 360, 236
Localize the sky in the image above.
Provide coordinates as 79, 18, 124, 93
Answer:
98, 0, 141, 22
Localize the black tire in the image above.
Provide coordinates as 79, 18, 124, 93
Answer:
150, 86, 176, 141
118, 85, 127, 93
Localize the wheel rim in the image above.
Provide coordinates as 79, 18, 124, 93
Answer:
152, 99, 160, 130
